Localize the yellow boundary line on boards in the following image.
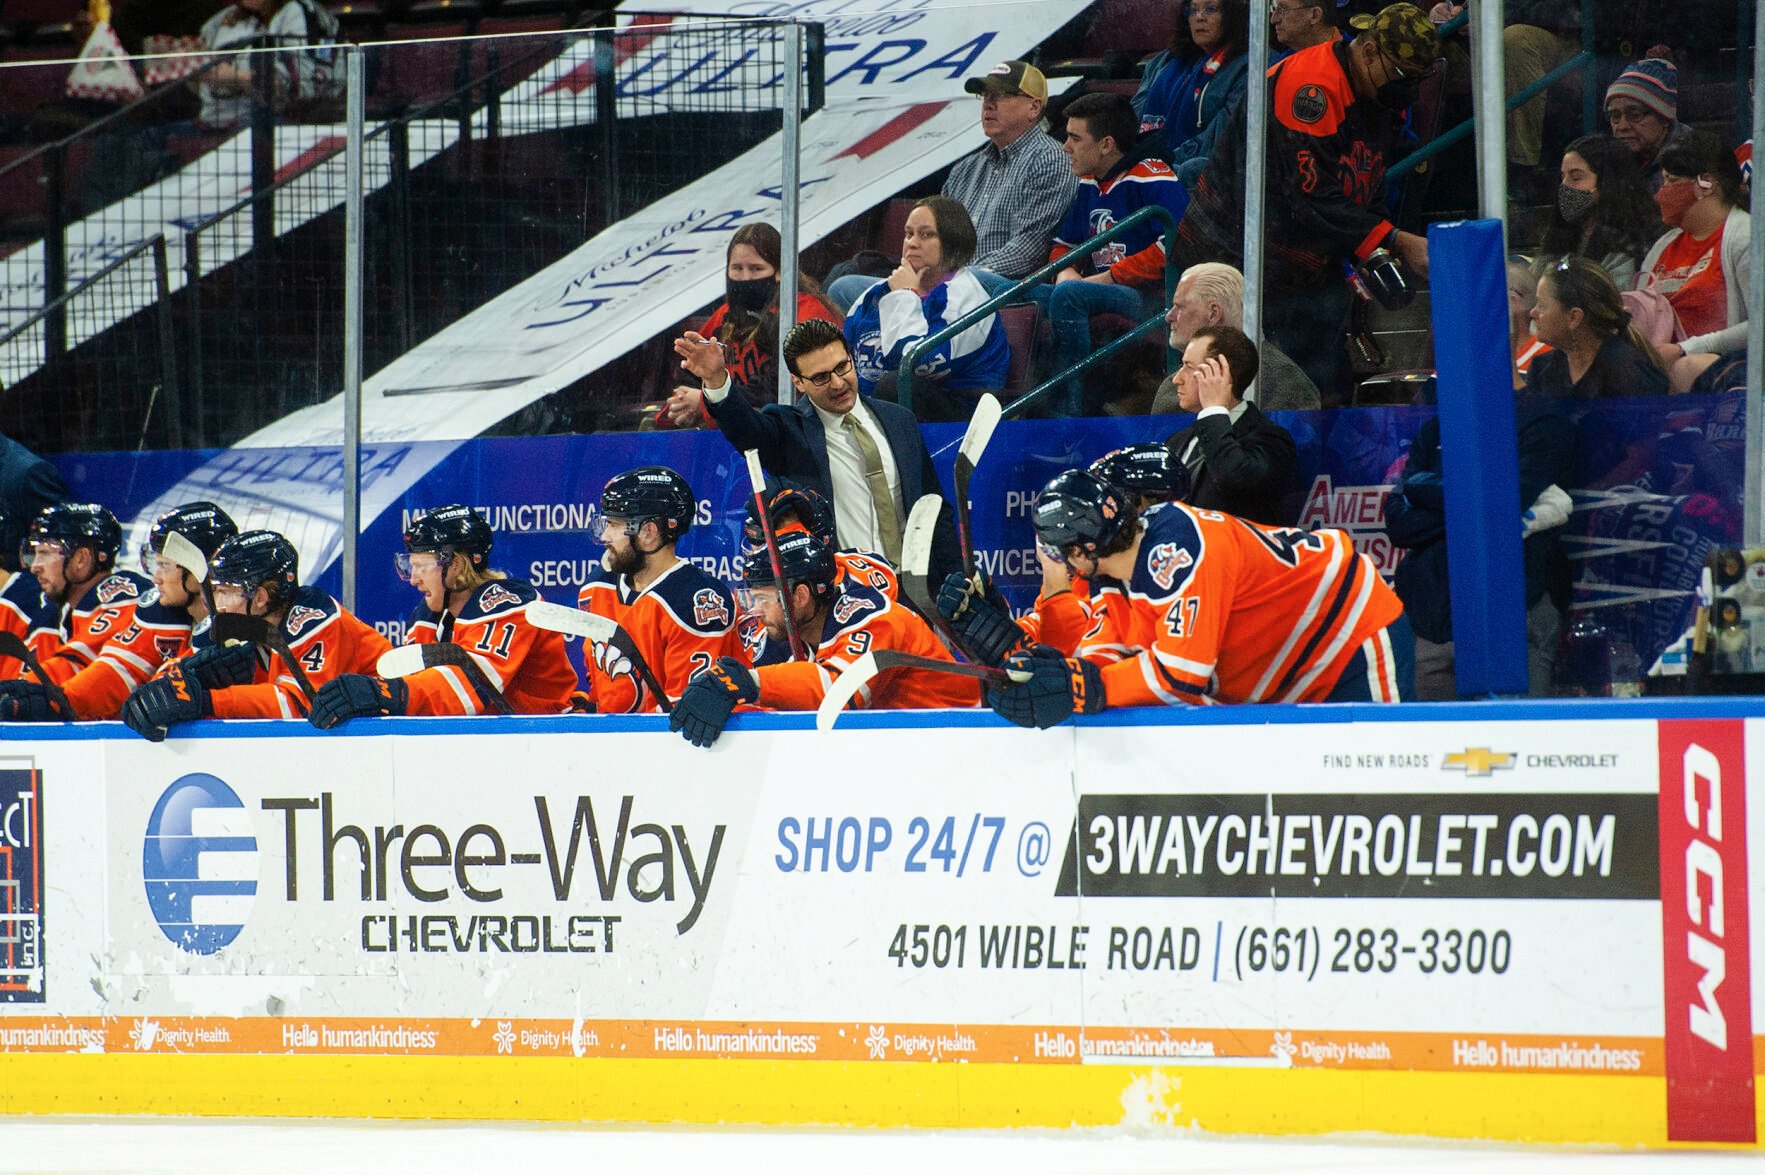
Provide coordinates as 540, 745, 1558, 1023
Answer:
2, 1055, 1762, 1147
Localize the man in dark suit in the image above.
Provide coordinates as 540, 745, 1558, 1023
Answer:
1163, 325, 1298, 527
676, 318, 960, 583
0, 433, 67, 571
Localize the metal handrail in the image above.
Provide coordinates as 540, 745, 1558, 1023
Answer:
0, 233, 166, 348
899, 203, 1180, 413
1002, 306, 1168, 420
1389, 49, 1593, 181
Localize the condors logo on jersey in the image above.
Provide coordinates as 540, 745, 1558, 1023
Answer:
96, 575, 139, 606
478, 584, 521, 612
832, 594, 877, 625
284, 604, 327, 635
1147, 542, 1195, 591
692, 588, 731, 628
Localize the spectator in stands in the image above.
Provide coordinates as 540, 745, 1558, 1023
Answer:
1639, 129, 1753, 394
1029, 93, 1188, 416
662, 223, 840, 426
1534, 135, 1662, 291
1131, 0, 1251, 183
194, 0, 340, 128
842, 196, 1009, 421
826, 61, 1073, 312
1508, 256, 1550, 387
1272, 0, 1342, 55
1169, 2, 1438, 403
1163, 325, 1298, 525
678, 318, 960, 582
1429, 2, 1580, 183
1604, 57, 1690, 194
1150, 262, 1321, 412
1526, 256, 1667, 399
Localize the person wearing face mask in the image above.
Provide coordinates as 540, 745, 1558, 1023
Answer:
1638, 128, 1753, 395
662, 223, 840, 427
1168, 2, 1438, 403
1131, 0, 1251, 183
1534, 135, 1662, 292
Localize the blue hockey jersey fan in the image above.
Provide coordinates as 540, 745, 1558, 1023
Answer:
845, 270, 1009, 402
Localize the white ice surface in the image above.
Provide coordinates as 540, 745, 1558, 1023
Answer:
0, 1120, 1750, 1174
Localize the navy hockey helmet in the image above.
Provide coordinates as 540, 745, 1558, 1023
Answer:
400, 504, 493, 580
740, 528, 838, 599
596, 466, 695, 544
208, 530, 299, 604
1089, 443, 1190, 502
1032, 469, 1134, 557
22, 502, 123, 569
143, 501, 239, 569
743, 481, 837, 550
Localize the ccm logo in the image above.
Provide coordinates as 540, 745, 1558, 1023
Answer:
1681, 743, 1728, 1050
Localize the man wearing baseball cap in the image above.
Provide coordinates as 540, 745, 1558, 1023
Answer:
824, 58, 1073, 314
1604, 57, 1690, 193
1168, 1, 1437, 403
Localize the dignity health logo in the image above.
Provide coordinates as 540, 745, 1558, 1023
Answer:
142, 773, 259, 954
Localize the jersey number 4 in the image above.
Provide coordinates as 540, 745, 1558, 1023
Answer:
1248, 525, 1325, 567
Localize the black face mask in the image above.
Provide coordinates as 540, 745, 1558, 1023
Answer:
1375, 78, 1421, 110
727, 275, 778, 313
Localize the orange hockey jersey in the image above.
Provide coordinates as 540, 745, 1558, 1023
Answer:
56, 588, 198, 719
207, 587, 393, 719
578, 560, 744, 713
0, 572, 50, 682
403, 578, 576, 715
29, 570, 159, 713
756, 580, 980, 712
1015, 578, 1095, 656
1079, 503, 1402, 706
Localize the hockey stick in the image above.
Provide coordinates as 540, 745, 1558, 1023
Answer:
527, 600, 674, 713
952, 393, 1001, 579
209, 612, 317, 704
743, 449, 809, 662
0, 632, 74, 720
376, 644, 514, 716
816, 649, 1026, 731
899, 493, 994, 666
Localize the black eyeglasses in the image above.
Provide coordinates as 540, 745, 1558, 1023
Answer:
799, 357, 854, 388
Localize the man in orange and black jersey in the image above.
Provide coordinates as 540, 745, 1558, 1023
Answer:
0, 503, 148, 721
935, 443, 1187, 665
336, 504, 577, 721
984, 469, 1412, 728
1169, 2, 1438, 398
578, 467, 743, 712
0, 511, 49, 683
671, 528, 977, 748
121, 530, 393, 739
742, 481, 898, 667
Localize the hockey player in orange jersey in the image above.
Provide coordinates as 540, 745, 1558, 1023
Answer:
0, 503, 153, 720
670, 527, 978, 748
121, 530, 393, 738
935, 443, 1187, 666
321, 504, 577, 721
577, 467, 743, 712
0, 513, 50, 683
985, 469, 1412, 727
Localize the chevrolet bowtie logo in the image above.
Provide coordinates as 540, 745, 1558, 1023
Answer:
1444, 748, 1516, 777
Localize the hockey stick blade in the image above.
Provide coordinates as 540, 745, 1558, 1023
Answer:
0, 632, 73, 720
816, 648, 1025, 731
952, 393, 1001, 578
898, 494, 987, 664
743, 448, 808, 662
376, 643, 513, 715
162, 529, 217, 616
527, 600, 674, 712
210, 612, 317, 704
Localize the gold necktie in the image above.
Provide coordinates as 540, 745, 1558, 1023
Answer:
843, 413, 901, 564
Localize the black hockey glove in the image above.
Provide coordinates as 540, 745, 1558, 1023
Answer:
183, 639, 259, 689
935, 571, 1027, 667
0, 679, 72, 723
986, 644, 1106, 729
307, 674, 409, 730
121, 663, 210, 742
669, 656, 758, 749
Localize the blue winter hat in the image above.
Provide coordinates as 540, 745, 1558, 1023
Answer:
1605, 58, 1677, 122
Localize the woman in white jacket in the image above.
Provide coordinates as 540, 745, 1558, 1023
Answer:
1637, 128, 1751, 393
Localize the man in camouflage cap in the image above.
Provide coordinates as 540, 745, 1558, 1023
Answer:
1169, 1, 1438, 404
